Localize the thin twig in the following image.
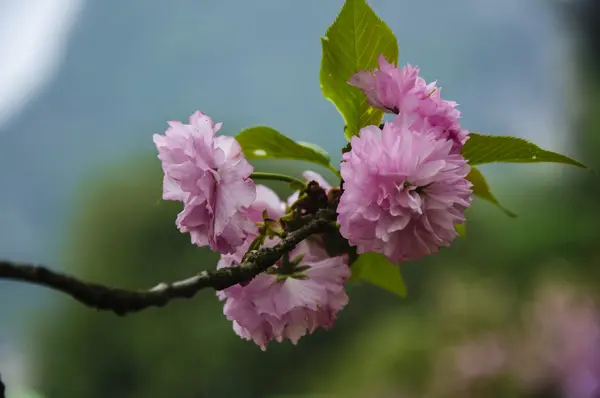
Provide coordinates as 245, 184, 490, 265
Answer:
0, 209, 336, 316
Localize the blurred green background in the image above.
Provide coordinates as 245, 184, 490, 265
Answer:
1, 0, 599, 397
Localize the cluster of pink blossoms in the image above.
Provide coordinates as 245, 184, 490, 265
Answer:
340, 55, 473, 263
153, 54, 472, 348
217, 181, 349, 350
154, 115, 350, 348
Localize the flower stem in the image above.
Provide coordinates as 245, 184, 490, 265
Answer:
251, 172, 306, 189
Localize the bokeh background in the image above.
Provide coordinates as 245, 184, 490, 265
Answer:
0, 0, 598, 397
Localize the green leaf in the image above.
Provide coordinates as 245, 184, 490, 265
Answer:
296, 141, 331, 163
467, 167, 517, 218
320, 0, 398, 139
236, 126, 331, 168
463, 133, 587, 168
351, 252, 407, 297
455, 223, 466, 238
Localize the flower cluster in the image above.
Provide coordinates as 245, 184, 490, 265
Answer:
338, 55, 473, 263
154, 54, 473, 349
154, 120, 350, 348
217, 183, 349, 350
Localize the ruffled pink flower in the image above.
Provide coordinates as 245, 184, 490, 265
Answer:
153, 111, 256, 254
337, 116, 473, 263
349, 55, 469, 153
409, 91, 468, 153
217, 186, 349, 350
349, 55, 426, 114
220, 251, 349, 350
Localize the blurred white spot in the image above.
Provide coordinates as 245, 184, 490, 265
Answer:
0, 0, 84, 129
253, 149, 267, 156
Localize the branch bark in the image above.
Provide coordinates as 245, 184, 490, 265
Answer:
0, 209, 335, 316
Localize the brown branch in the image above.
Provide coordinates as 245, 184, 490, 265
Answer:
0, 209, 336, 316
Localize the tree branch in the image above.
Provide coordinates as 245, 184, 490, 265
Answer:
0, 208, 336, 316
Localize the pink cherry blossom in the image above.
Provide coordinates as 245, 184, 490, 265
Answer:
337, 116, 472, 263
408, 91, 468, 154
349, 56, 423, 113
217, 186, 349, 350
153, 111, 257, 254
349, 55, 469, 153
219, 249, 349, 350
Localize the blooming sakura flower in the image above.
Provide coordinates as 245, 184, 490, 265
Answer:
219, 248, 349, 350
153, 111, 256, 254
337, 117, 472, 263
225, 255, 349, 349
349, 55, 426, 114
217, 186, 349, 350
349, 55, 468, 152
410, 89, 468, 153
